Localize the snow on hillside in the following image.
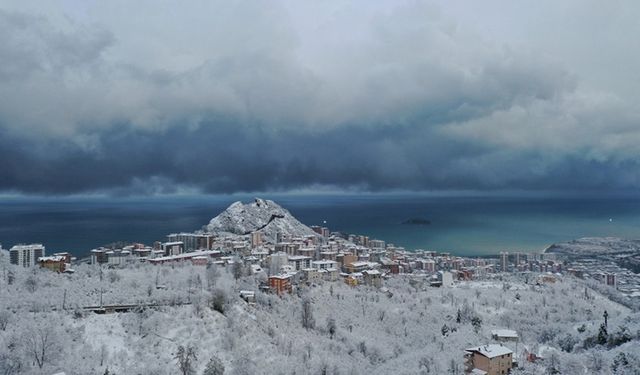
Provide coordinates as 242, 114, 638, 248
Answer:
204, 198, 318, 243
1, 252, 639, 375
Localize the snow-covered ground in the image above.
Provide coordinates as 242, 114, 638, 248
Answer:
1, 256, 639, 374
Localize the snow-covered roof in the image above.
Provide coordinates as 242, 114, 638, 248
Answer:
491, 329, 518, 338
470, 369, 488, 375
288, 255, 311, 260
163, 241, 184, 246
269, 274, 292, 280
38, 255, 65, 262
349, 261, 370, 267
150, 250, 221, 262
465, 344, 513, 358
363, 269, 381, 275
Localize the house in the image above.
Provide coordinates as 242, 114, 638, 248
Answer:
491, 329, 519, 343
38, 255, 67, 272
318, 268, 339, 282
344, 261, 370, 273
363, 269, 382, 288
380, 258, 400, 274
344, 274, 359, 286
302, 268, 321, 284
464, 344, 513, 375
239, 290, 256, 305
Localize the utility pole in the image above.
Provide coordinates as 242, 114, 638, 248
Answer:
99, 267, 104, 307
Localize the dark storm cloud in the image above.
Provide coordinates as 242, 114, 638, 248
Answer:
3, 117, 640, 195
1, 1, 640, 195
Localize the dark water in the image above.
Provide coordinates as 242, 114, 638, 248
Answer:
1, 194, 639, 257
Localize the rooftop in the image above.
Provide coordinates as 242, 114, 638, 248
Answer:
491, 329, 519, 339
465, 344, 513, 359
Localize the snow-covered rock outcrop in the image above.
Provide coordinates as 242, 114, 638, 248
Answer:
204, 198, 317, 243
545, 237, 640, 255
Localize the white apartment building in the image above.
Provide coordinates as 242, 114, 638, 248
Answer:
10, 244, 45, 267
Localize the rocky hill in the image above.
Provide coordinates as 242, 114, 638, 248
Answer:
203, 198, 317, 243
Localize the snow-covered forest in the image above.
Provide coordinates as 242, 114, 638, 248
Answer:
1, 250, 639, 375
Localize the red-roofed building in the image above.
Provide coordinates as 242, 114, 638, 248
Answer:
269, 274, 292, 295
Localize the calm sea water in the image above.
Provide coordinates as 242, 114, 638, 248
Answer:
1, 194, 639, 258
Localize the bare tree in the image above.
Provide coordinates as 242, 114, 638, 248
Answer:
0, 352, 22, 375
24, 275, 37, 293
175, 345, 197, 375
203, 355, 225, 375
233, 260, 243, 281
24, 325, 58, 369
133, 303, 149, 336
587, 352, 603, 373
301, 298, 315, 330
206, 264, 220, 290
0, 310, 9, 331
100, 343, 109, 367
327, 317, 336, 339
210, 288, 227, 315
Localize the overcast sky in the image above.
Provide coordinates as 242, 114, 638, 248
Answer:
1, 1, 639, 195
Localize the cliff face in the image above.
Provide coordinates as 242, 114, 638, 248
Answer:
204, 198, 317, 243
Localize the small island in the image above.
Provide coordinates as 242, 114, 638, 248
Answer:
401, 218, 431, 225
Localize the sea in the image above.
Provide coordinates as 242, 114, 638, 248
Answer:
1, 194, 640, 258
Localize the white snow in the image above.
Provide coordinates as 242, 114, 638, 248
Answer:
205, 198, 318, 242
465, 344, 514, 358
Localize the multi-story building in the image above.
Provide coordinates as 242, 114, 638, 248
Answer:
268, 252, 289, 274
275, 242, 299, 256
312, 260, 338, 271
288, 255, 311, 271
269, 274, 292, 295
500, 252, 509, 272
369, 239, 386, 249
162, 241, 185, 256
167, 233, 214, 252
90, 248, 109, 265
251, 232, 263, 248
344, 261, 370, 274
9, 244, 45, 267
464, 344, 513, 375
514, 252, 522, 267
310, 226, 330, 237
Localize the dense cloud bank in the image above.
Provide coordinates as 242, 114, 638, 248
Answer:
1, 1, 639, 195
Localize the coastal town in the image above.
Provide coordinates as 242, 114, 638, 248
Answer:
2, 199, 639, 374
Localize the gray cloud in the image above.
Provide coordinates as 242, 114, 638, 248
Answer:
0, 1, 639, 195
